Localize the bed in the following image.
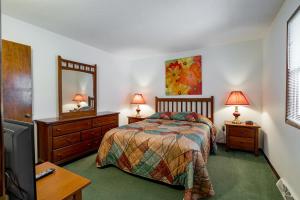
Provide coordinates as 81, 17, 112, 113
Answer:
96, 97, 216, 199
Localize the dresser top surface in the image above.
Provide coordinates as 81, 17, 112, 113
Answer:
225, 121, 260, 128
35, 111, 119, 124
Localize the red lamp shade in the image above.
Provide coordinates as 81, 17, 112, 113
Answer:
225, 91, 249, 106
131, 93, 146, 104
72, 94, 85, 102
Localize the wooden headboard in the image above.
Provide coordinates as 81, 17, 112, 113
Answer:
155, 96, 214, 123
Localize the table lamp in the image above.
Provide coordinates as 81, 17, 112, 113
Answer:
131, 93, 145, 117
72, 94, 85, 109
225, 91, 249, 124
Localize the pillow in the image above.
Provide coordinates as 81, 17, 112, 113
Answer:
147, 112, 171, 120
170, 112, 198, 122
196, 114, 213, 126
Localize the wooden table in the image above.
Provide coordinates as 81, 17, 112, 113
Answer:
36, 162, 91, 200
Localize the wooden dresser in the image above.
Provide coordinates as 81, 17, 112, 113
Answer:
36, 112, 119, 165
225, 121, 260, 156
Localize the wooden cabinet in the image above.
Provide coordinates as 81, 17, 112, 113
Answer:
127, 116, 147, 124
36, 112, 119, 165
225, 121, 260, 156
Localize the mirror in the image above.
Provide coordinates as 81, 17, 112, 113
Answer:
58, 56, 97, 118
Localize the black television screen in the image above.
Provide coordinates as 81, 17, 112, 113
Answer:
3, 120, 36, 200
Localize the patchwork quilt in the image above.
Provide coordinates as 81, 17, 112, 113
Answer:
96, 118, 216, 199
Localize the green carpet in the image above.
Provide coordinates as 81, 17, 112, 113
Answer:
64, 146, 281, 200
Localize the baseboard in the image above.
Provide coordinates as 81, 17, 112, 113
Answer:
259, 148, 280, 180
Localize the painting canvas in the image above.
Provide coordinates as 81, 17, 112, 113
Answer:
165, 55, 202, 95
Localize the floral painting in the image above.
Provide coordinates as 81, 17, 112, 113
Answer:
165, 55, 202, 95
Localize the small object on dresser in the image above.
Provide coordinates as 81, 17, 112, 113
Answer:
128, 116, 147, 124
245, 120, 254, 125
225, 121, 260, 156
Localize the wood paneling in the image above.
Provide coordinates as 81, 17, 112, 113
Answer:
36, 112, 119, 165
2, 40, 32, 123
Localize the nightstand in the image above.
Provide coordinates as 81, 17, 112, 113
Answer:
225, 121, 260, 156
128, 116, 147, 124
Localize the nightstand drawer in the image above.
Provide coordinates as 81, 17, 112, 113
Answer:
229, 136, 254, 151
129, 118, 144, 124
229, 127, 255, 138
128, 116, 146, 124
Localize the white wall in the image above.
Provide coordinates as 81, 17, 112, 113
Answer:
129, 40, 263, 142
2, 15, 132, 159
262, 0, 300, 198
2, 14, 131, 126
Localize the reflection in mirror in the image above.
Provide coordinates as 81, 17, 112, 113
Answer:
62, 70, 94, 113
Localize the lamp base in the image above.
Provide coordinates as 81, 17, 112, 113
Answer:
232, 106, 241, 124
136, 105, 141, 117
232, 117, 241, 124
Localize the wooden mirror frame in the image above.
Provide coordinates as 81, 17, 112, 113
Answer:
58, 56, 97, 119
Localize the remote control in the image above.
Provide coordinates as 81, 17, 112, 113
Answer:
36, 168, 56, 180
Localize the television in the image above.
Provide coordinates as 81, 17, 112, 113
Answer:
3, 120, 36, 200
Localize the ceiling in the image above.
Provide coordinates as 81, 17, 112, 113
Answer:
2, 0, 284, 60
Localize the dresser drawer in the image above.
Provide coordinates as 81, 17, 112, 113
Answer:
82, 139, 101, 150
53, 132, 81, 149
229, 126, 255, 138
92, 139, 101, 149
53, 142, 85, 162
53, 120, 92, 136
229, 136, 254, 151
53, 140, 97, 162
92, 115, 118, 127
101, 123, 118, 136
81, 127, 101, 141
